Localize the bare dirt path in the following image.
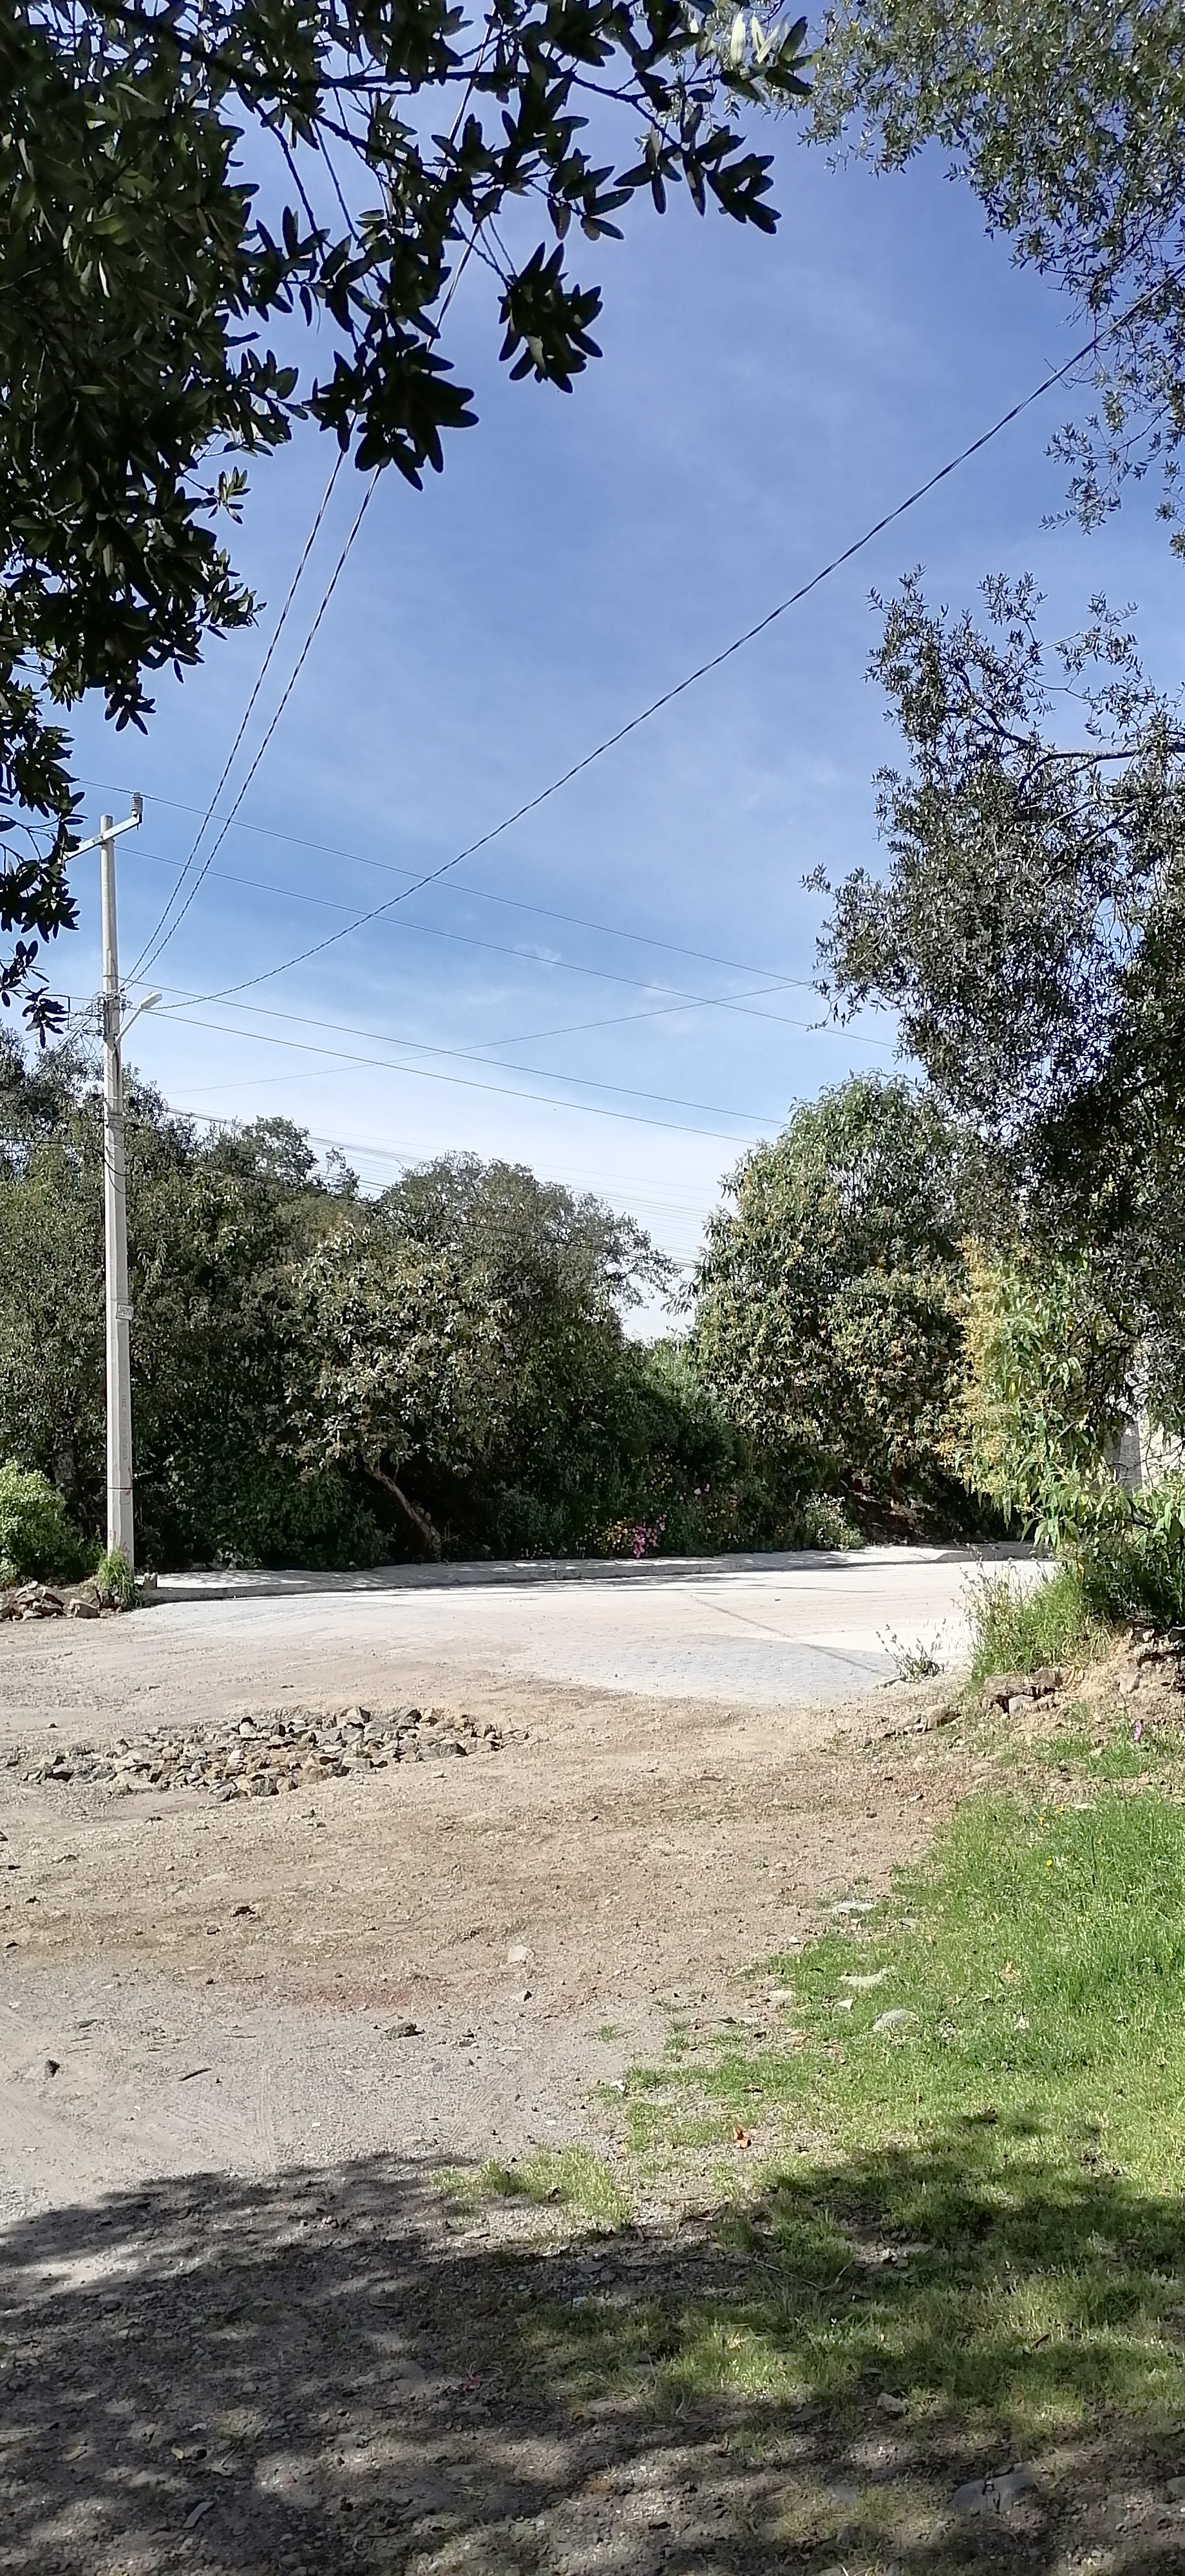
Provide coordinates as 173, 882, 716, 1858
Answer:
0, 1564, 1001, 2576
0, 1559, 980, 2217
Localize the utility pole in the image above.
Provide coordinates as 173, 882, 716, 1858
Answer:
73, 799, 146, 1567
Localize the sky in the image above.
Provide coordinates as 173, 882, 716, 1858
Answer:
62, 91, 1185, 1326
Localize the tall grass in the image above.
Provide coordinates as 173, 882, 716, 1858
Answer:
965, 1560, 1110, 1681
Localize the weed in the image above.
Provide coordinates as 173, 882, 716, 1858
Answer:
880, 1624, 944, 1680
965, 1560, 1110, 1681
95, 1546, 137, 1611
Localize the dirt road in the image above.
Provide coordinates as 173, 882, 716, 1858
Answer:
0, 1555, 1016, 2575
0, 1548, 996, 2217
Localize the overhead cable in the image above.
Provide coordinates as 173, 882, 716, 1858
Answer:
194, 297, 1144, 1007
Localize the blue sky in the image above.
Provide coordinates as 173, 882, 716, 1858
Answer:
64, 101, 1185, 1319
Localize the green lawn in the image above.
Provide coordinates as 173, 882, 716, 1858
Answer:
449, 1751, 1185, 2565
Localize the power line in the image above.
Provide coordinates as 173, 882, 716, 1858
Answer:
193, 299, 1141, 1010
163, 1101, 709, 1265
147, 988, 793, 1135
82, 772, 812, 987
127, 840, 891, 1047
134, 474, 378, 982
133, 196, 490, 978
128, 452, 347, 981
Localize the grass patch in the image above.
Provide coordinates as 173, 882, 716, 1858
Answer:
439, 2144, 630, 2229
983, 1701, 1185, 1783
421, 1760, 1185, 2564
496, 1786, 1185, 2548
966, 1560, 1112, 1682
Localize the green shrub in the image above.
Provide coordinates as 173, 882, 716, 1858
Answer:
1082, 1475, 1185, 1631
0, 1462, 91, 1582
147, 1437, 386, 1572
95, 1545, 137, 1611
966, 1561, 1112, 1681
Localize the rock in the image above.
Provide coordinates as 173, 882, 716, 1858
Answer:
15, 1582, 64, 1618
950, 2465, 1035, 2515
980, 1672, 1033, 1708
19, 1699, 512, 1801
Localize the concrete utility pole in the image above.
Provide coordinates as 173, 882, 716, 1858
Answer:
100, 810, 135, 1567
73, 799, 146, 1566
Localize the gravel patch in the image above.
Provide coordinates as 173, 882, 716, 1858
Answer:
6, 1703, 508, 1796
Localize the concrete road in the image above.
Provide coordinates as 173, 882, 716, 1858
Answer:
150, 1544, 1039, 1705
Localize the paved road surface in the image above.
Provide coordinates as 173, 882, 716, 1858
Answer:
150, 1544, 1038, 1705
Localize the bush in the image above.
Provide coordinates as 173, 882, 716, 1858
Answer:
966, 1562, 1112, 1682
0, 1462, 91, 1582
95, 1545, 137, 1611
145, 1436, 386, 1572
1083, 1477, 1185, 1631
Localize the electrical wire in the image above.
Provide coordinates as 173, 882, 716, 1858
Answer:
128, 841, 890, 1046
134, 473, 379, 983
81, 773, 811, 986
162, 1098, 708, 1265
148, 983, 792, 1122
133, 73, 494, 980
193, 296, 1147, 1009
128, 451, 347, 980
149, 1001, 787, 1142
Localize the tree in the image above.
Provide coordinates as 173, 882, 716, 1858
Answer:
688, 1074, 978, 1520
280, 1152, 677, 1552
278, 1222, 511, 1553
959, 1242, 1137, 1545
811, 0, 1185, 539
1, 0, 809, 1026
813, 575, 1185, 1425
0, 1038, 379, 1563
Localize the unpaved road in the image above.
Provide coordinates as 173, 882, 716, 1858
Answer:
0, 1546, 1010, 2215
3, 1548, 1088, 2576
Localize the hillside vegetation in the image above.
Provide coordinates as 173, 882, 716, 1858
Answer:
3, 1039, 1180, 1589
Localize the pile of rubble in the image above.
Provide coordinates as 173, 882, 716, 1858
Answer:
980, 1627, 1185, 1716
1, 1581, 101, 1620
979, 1664, 1066, 1714
9, 1703, 507, 1796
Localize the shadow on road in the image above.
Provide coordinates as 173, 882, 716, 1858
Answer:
155, 1543, 1034, 1605
3, 2131, 1180, 2573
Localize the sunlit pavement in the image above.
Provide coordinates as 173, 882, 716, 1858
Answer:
153, 1544, 1044, 1704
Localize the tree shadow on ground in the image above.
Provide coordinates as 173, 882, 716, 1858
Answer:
3, 2123, 1184, 2575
